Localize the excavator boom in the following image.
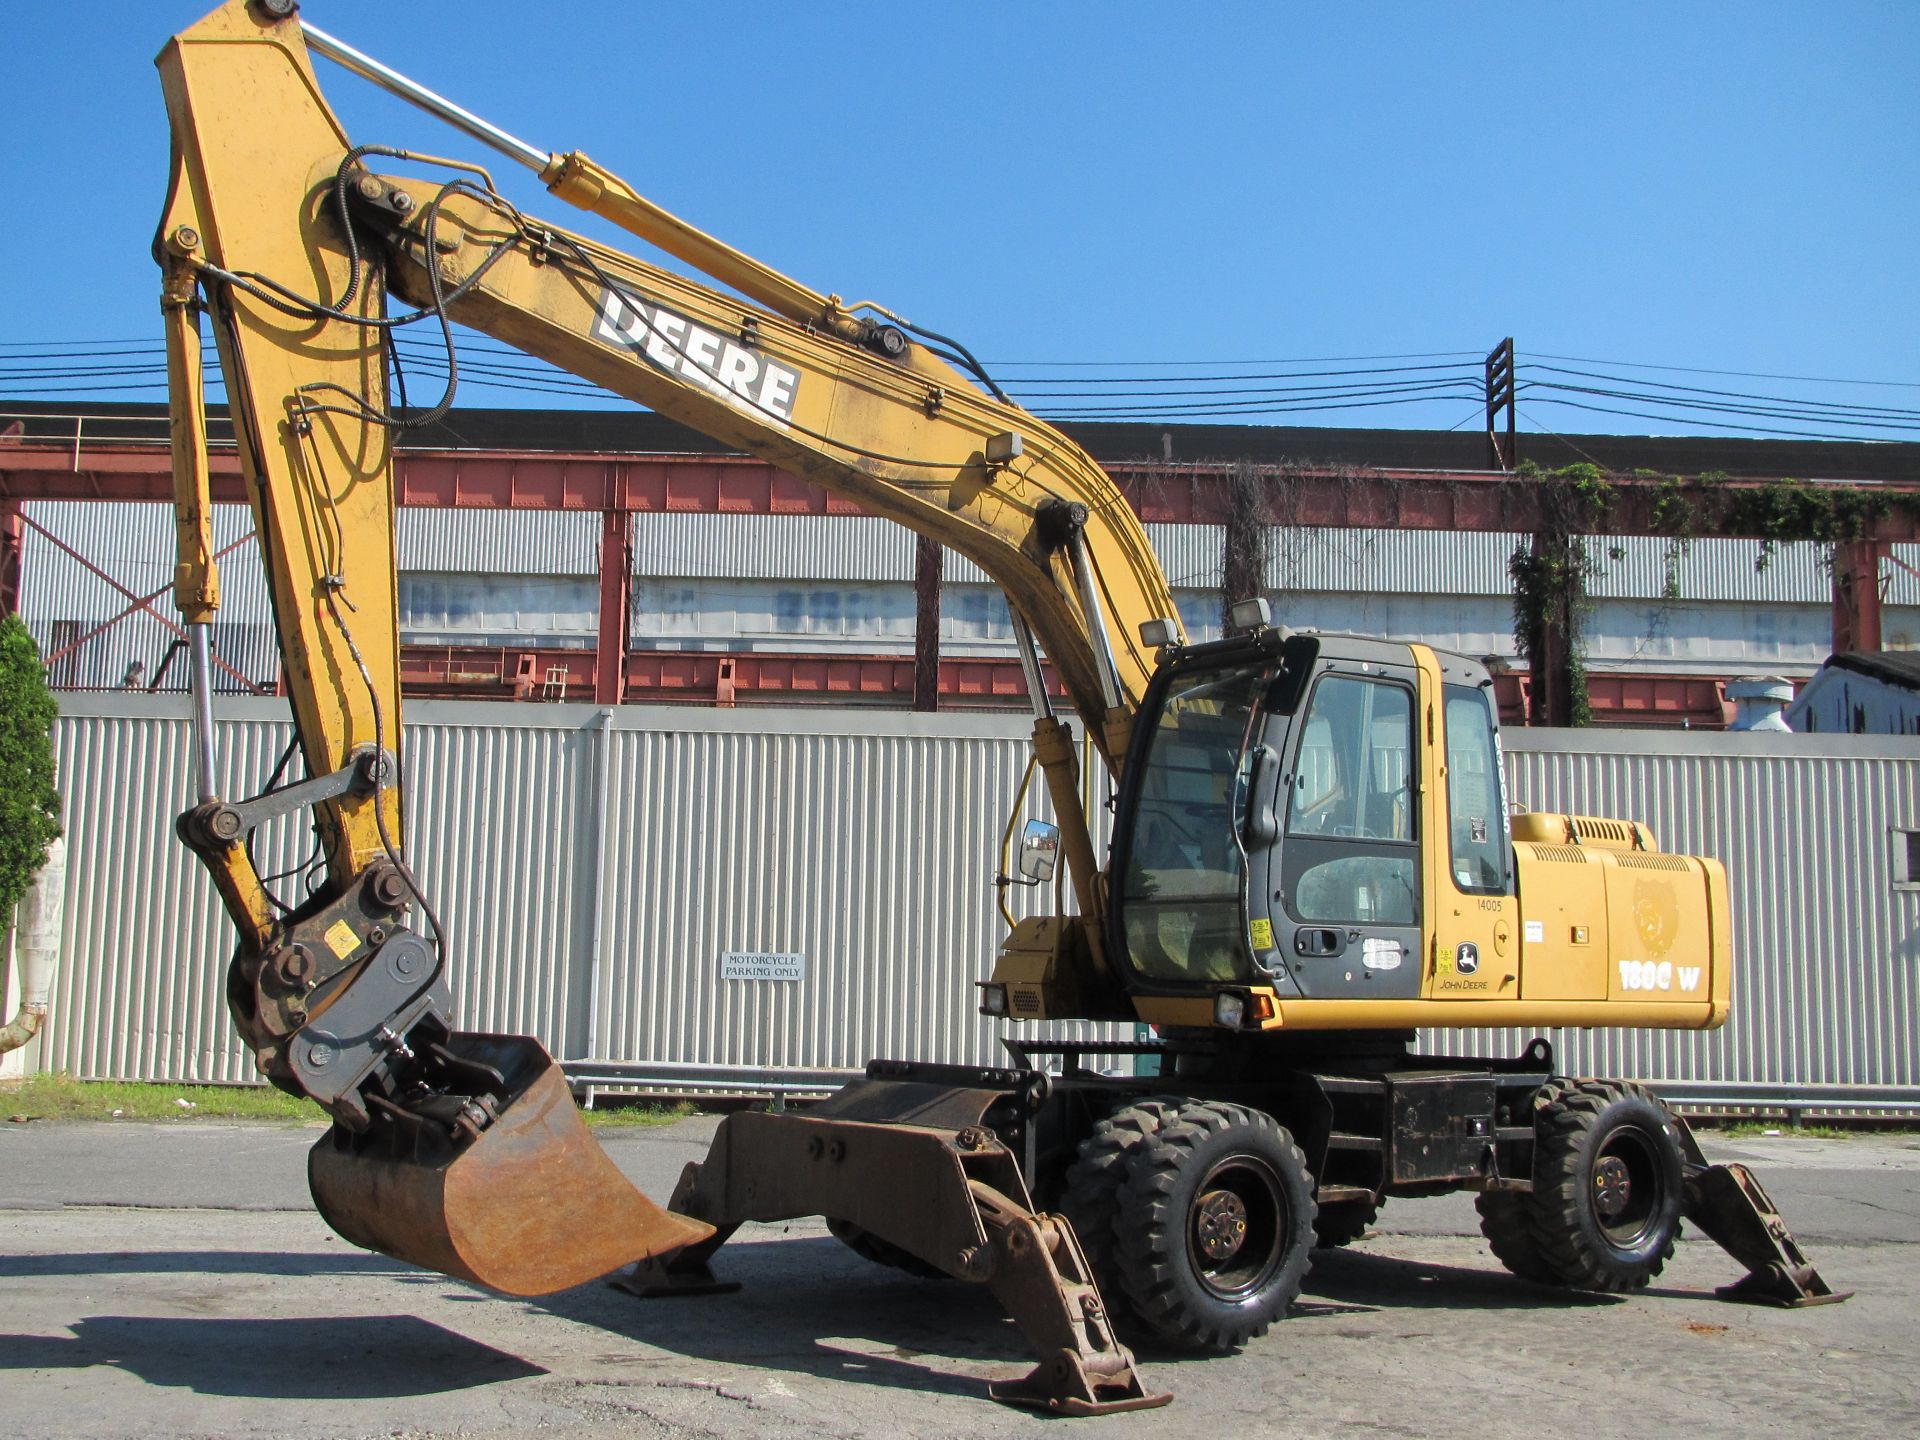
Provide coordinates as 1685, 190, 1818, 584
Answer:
156, 0, 1167, 1407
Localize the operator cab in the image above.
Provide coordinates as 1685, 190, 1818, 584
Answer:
1108, 625, 1512, 1003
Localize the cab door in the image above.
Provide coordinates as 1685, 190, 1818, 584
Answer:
1270, 662, 1423, 1000
1424, 676, 1518, 999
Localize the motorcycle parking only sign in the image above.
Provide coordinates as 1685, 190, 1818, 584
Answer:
720, 951, 807, 982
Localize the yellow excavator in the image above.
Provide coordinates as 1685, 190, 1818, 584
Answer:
157, 1, 1843, 1414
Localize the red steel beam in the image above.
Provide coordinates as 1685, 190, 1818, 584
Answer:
396, 644, 1739, 728
1831, 539, 1887, 654
594, 510, 631, 705
6, 441, 1918, 540
1, 497, 21, 616
1106, 461, 1920, 540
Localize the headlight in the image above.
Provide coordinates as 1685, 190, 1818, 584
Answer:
1213, 991, 1246, 1028
979, 983, 1010, 1017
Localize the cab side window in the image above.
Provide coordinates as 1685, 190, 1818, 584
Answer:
1283, 675, 1417, 925
1444, 686, 1509, 894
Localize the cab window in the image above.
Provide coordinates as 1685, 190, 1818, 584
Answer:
1283, 675, 1417, 926
1119, 662, 1269, 984
1287, 676, 1412, 843
1444, 685, 1509, 894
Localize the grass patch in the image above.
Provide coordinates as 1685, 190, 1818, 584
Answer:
580, 1097, 696, 1129
3, 1073, 699, 1128
1692, 1118, 1918, 1139
4, 1073, 318, 1123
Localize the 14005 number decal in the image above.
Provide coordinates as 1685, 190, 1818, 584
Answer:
1618, 960, 1703, 993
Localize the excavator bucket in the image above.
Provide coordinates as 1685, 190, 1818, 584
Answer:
308, 1033, 711, 1295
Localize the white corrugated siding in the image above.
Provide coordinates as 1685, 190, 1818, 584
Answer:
1270, 529, 1524, 597
397, 508, 598, 576
20, 502, 264, 622
1890, 544, 1920, 607
22, 504, 1920, 610
631, 513, 916, 581
33, 696, 1918, 1093
43, 698, 307, 1082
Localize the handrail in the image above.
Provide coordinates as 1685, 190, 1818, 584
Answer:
560, 1058, 863, 1098
555, 1057, 1920, 1116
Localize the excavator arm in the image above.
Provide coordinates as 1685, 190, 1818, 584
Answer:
156, 0, 1168, 1410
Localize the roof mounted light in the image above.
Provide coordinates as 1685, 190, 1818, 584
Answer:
1138, 617, 1180, 649
1230, 597, 1272, 631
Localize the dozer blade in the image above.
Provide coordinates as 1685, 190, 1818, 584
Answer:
309, 1033, 711, 1295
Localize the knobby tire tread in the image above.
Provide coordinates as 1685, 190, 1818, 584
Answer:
1112, 1101, 1316, 1353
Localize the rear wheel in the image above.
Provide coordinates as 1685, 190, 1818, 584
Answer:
1474, 1189, 1559, 1283
1484, 1079, 1684, 1292
1111, 1102, 1316, 1351
1312, 1198, 1380, 1250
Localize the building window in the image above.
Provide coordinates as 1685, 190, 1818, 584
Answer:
1894, 829, 1920, 891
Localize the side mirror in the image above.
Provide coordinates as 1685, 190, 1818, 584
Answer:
1017, 819, 1060, 884
1242, 744, 1279, 846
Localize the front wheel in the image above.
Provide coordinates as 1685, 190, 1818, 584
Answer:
1111, 1102, 1316, 1351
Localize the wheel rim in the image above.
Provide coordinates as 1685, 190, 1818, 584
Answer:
1590, 1125, 1666, 1250
1185, 1154, 1287, 1300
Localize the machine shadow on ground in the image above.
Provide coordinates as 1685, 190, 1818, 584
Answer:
1301, 1247, 1631, 1313
0, 1249, 404, 1281
530, 1234, 1084, 1401
527, 1232, 1640, 1391
0, 1314, 544, 1399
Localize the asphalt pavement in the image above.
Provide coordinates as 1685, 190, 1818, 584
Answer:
2, 1114, 1916, 1439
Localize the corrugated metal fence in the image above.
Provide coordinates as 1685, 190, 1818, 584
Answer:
20, 694, 1919, 1101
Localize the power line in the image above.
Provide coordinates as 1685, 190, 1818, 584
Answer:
1520, 381, 1920, 433
1529, 351, 1920, 391
1518, 396, 1904, 445
982, 350, 1486, 367
1524, 364, 1920, 422
5, 333, 1919, 441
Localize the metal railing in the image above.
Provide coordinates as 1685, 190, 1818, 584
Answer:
559, 1058, 1920, 1121
563, 1059, 863, 1099
1647, 1080, 1920, 1122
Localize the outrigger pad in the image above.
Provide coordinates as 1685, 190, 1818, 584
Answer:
309, 1033, 712, 1295
988, 1351, 1172, 1417
1682, 1159, 1852, 1308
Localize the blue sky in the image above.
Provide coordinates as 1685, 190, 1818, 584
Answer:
3, 1, 1915, 440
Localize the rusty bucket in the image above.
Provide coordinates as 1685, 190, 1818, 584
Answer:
308, 1032, 710, 1295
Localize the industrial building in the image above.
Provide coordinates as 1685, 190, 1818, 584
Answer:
5, 402, 1918, 728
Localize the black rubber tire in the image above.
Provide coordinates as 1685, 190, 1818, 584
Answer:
1474, 1189, 1561, 1284
1483, 1079, 1684, 1292
1311, 1198, 1380, 1250
1111, 1102, 1317, 1351
1059, 1097, 1182, 1328
825, 1217, 949, 1280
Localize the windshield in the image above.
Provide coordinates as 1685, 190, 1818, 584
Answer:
1118, 661, 1269, 984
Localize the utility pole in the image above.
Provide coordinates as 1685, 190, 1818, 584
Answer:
912, 535, 942, 711
1485, 337, 1516, 471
